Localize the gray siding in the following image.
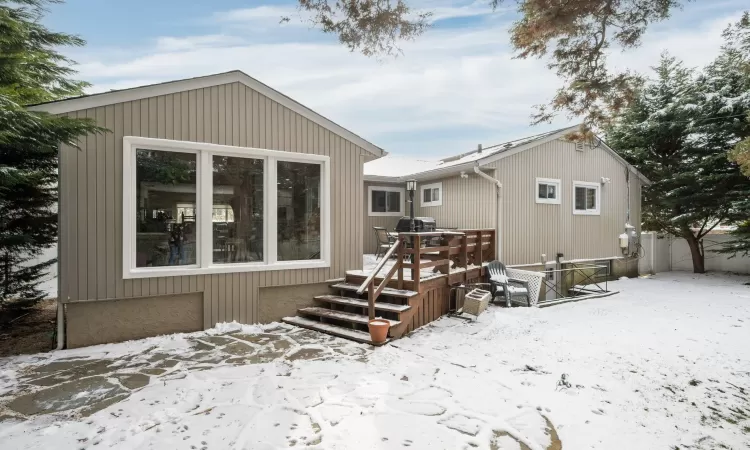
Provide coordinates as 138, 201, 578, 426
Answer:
60, 82, 369, 328
377, 139, 642, 265
488, 139, 642, 264
414, 172, 496, 229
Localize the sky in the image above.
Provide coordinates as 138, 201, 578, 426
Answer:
45, 0, 749, 158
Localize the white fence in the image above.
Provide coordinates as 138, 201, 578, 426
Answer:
639, 233, 750, 274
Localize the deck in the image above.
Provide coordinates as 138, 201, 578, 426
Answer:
282, 229, 496, 344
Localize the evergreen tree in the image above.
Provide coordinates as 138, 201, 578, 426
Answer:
0, 0, 99, 303
606, 47, 750, 273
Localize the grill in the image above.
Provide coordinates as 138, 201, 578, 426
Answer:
395, 216, 436, 233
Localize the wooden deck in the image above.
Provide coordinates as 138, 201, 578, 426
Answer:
282, 229, 496, 344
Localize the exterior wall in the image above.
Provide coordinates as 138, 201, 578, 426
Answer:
414, 171, 496, 229
362, 180, 404, 255
60, 81, 370, 343
66, 293, 203, 348
486, 139, 642, 265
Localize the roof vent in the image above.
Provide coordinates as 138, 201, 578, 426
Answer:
575, 142, 585, 151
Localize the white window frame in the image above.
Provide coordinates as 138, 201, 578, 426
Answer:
572, 180, 601, 216
368, 185, 405, 217
420, 182, 443, 207
122, 136, 331, 279
535, 177, 561, 205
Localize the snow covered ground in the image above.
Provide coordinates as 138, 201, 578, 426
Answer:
1, 272, 749, 449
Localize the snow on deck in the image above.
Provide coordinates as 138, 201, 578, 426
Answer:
1, 272, 749, 449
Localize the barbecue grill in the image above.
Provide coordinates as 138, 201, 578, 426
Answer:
395, 216, 436, 233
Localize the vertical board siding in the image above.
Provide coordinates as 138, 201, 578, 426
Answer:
367, 140, 642, 266
414, 174, 496, 230
487, 140, 639, 265
60, 83, 369, 328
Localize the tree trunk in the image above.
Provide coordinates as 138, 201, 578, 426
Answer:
684, 233, 705, 273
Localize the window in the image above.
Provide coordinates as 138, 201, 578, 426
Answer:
421, 182, 443, 207
368, 186, 404, 216
277, 161, 321, 261
536, 178, 561, 204
212, 156, 264, 264
123, 137, 330, 278
573, 181, 600, 215
135, 150, 197, 268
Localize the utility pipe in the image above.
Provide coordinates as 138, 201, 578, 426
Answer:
56, 143, 65, 350
474, 163, 503, 261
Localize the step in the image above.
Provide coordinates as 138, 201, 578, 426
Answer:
298, 307, 401, 327
282, 316, 389, 346
314, 295, 411, 313
331, 282, 419, 299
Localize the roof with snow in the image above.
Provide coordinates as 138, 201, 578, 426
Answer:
364, 125, 650, 184
365, 126, 572, 180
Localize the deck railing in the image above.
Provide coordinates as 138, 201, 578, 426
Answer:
357, 229, 496, 317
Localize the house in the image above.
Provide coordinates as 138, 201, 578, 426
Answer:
30, 71, 385, 348
363, 126, 650, 277
32, 71, 648, 348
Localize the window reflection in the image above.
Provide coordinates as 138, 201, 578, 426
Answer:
212, 156, 264, 264
135, 149, 197, 267
277, 161, 321, 261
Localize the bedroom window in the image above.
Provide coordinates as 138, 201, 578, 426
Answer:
123, 136, 330, 278
421, 182, 443, 207
536, 178, 561, 204
573, 181, 600, 215
368, 186, 405, 216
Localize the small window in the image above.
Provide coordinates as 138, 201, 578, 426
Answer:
536, 178, 561, 204
368, 186, 404, 216
421, 182, 443, 207
573, 181, 600, 215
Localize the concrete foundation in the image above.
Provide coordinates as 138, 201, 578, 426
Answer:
65, 292, 203, 348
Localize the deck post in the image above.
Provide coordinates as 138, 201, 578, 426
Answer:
438, 235, 450, 275
477, 231, 484, 266
397, 237, 404, 290
367, 279, 375, 321
413, 235, 421, 289
460, 234, 468, 282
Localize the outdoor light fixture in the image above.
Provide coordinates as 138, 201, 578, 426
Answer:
406, 179, 417, 236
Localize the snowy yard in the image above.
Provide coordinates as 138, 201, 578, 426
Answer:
1, 272, 749, 449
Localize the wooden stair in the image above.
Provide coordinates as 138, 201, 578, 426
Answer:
282, 274, 419, 345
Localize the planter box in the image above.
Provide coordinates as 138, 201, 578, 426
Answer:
462, 288, 491, 316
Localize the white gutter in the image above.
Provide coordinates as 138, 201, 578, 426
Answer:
474, 164, 503, 261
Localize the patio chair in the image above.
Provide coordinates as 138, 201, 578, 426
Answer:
487, 260, 531, 307
373, 227, 397, 260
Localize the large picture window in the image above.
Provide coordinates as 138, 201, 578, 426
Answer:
123, 137, 330, 278
368, 186, 404, 217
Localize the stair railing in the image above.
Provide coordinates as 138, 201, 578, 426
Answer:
356, 236, 404, 320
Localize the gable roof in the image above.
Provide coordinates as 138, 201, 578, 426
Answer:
364, 125, 650, 184
27, 70, 385, 158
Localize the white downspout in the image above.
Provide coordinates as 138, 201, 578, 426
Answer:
474, 163, 502, 261
56, 144, 65, 350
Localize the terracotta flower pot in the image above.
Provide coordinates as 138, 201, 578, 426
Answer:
368, 319, 390, 344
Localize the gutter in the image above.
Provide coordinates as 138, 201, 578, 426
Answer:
473, 164, 503, 261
